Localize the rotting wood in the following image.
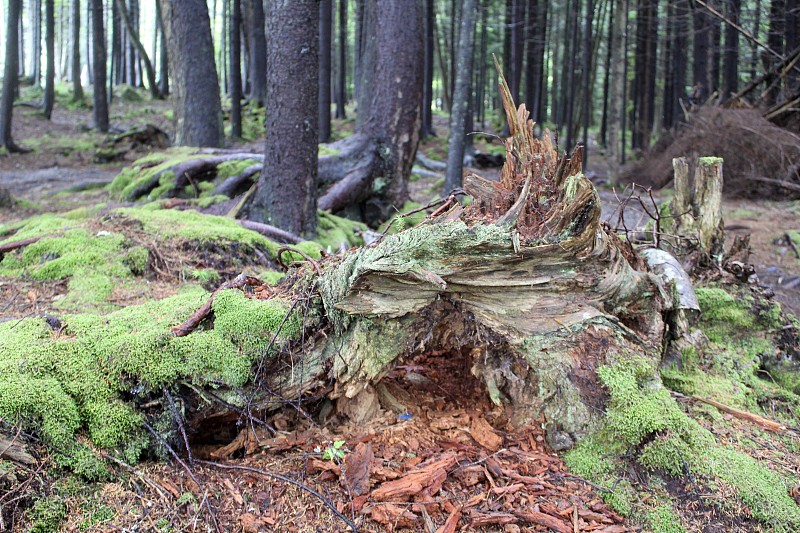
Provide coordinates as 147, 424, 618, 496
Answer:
672, 392, 788, 433
0, 235, 48, 258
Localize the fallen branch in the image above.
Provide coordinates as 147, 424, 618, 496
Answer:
673, 392, 787, 433
172, 274, 264, 337
238, 220, 303, 244
0, 235, 48, 256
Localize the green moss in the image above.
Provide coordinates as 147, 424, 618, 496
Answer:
107, 148, 199, 201
698, 156, 723, 165
646, 505, 685, 533
28, 496, 67, 533
571, 356, 800, 530
217, 158, 259, 180
123, 245, 150, 275
317, 211, 367, 250
695, 287, 781, 343
318, 144, 341, 157
188, 268, 220, 284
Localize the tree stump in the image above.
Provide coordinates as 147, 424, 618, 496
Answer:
670, 156, 725, 261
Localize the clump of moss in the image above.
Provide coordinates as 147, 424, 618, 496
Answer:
646, 505, 685, 533
567, 356, 800, 531
317, 211, 367, 251
107, 148, 199, 201
28, 496, 67, 533
695, 286, 782, 344
0, 283, 308, 473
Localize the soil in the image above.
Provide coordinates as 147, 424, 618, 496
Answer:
2, 100, 799, 532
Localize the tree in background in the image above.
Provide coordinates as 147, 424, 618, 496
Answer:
229, 0, 242, 137
317, 0, 423, 224
71, 0, 83, 102
43, 0, 55, 119
0, 0, 24, 152
319, 0, 332, 143
241, 0, 319, 236
91, 0, 109, 132
161, 0, 222, 147
445, 0, 478, 193
247, 0, 266, 107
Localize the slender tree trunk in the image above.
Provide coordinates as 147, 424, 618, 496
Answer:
247, 0, 266, 106
476, 0, 488, 125
229, 0, 242, 137
71, 0, 83, 101
32, 0, 42, 86
445, 0, 477, 194
421, 0, 435, 137
509, 0, 525, 103
709, 0, 721, 95
43, 0, 55, 119
335, 0, 348, 119
114, 0, 160, 98
564, 0, 580, 150
764, 0, 785, 105
722, 0, 740, 97
750, 0, 761, 80
91, 0, 109, 132
162, 0, 223, 147
581, 0, 593, 168
319, 0, 332, 143
692, 0, 709, 101
242, 0, 318, 236
607, 0, 624, 185
785, 0, 799, 90
600, 0, 614, 144
156, 0, 168, 95
1, 0, 23, 151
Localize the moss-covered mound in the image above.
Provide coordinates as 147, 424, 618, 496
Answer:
565, 285, 800, 532
0, 286, 302, 472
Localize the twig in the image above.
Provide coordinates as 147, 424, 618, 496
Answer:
143, 421, 221, 533
163, 389, 193, 465
198, 460, 359, 532
276, 246, 323, 275
239, 219, 304, 244
172, 273, 263, 337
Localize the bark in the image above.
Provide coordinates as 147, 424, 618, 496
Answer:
240, 0, 319, 237
692, 1, 710, 102
606, 0, 625, 186
581, 0, 594, 168
156, 0, 168, 95
161, 0, 223, 147
444, 0, 478, 194
317, 0, 424, 225
670, 157, 725, 260
229, 0, 243, 138
422, 0, 435, 137
71, 0, 83, 101
247, 0, 266, 106
91, 0, 109, 132
31, 0, 42, 85
722, 0, 740, 97
114, 0, 160, 99
42, 0, 55, 119
334, 0, 347, 119
0, 0, 23, 151
319, 0, 333, 143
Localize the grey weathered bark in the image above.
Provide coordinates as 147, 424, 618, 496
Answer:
247, 0, 266, 107
161, 0, 223, 147
670, 157, 725, 261
606, 0, 625, 186
319, 0, 332, 143
114, 0, 160, 99
240, 0, 319, 237
444, 0, 478, 194
71, 0, 83, 101
229, 0, 243, 138
0, 0, 23, 151
317, 0, 424, 224
43, 0, 55, 119
91, 0, 109, 132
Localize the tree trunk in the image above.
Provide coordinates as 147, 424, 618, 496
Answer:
42, 0, 55, 119
32, 0, 42, 86
421, 0, 435, 137
509, 0, 526, 103
91, 0, 109, 132
161, 0, 223, 147
71, 0, 83, 101
581, 0, 594, 168
239, 0, 319, 237
247, 0, 266, 107
317, 0, 423, 225
115, 0, 160, 99
722, 0, 740, 97
334, 0, 347, 119
229, 0, 242, 138
156, 0, 168, 96
319, 0, 332, 143
444, 0, 478, 194
1, 0, 23, 151
606, 0, 625, 186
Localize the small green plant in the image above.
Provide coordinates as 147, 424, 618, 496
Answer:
322, 440, 346, 461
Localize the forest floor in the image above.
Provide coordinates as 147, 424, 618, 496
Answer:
1, 87, 800, 532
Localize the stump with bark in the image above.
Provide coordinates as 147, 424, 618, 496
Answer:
187, 78, 669, 449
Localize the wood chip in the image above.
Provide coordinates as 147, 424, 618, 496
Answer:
371, 453, 457, 501
343, 442, 373, 496
515, 510, 572, 533
469, 415, 503, 451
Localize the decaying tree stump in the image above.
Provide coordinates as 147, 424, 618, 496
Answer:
670, 156, 725, 261
188, 75, 670, 450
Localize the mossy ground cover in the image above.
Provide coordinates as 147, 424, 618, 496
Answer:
565, 285, 800, 532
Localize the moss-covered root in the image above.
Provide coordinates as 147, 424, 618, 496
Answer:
565, 357, 800, 532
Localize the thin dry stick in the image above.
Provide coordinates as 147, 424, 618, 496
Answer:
198, 460, 359, 532
163, 389, 193, 465
143, 421, 221, 533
